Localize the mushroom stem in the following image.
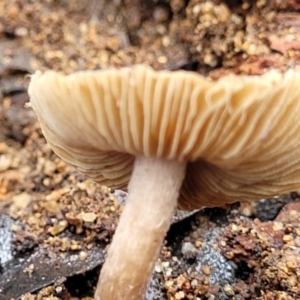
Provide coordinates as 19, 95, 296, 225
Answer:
94, 156, 186, 300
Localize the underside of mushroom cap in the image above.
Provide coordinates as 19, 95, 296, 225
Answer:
29, 65, 300, 209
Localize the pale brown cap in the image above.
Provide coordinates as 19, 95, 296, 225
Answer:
28, 65, 300, 210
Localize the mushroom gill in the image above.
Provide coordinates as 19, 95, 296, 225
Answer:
28, 65, 300, 299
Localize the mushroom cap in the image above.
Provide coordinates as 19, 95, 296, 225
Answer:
28, 65, 300, 210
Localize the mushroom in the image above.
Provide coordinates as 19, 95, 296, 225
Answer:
28, 65, 300, 300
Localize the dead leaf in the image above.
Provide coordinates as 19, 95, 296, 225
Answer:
268, 34, 300, 54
